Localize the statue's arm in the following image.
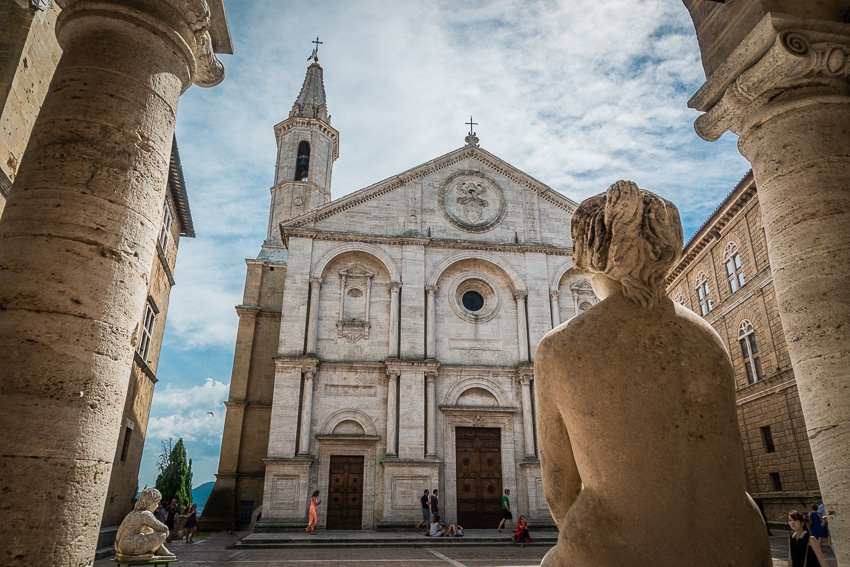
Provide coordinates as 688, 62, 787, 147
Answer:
141, 511, 168, 532
535, 339, 582, 522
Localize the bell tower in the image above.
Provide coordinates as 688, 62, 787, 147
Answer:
267, 46, 339, 240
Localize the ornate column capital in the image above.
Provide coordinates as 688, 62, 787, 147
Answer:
310, 277, 322, 288
514, 290, 528, 301
690, 16, 850, 142
549, 289, 560, 299
425, 370, 437, 383
386, 368, 401, 380
57, 0, 226, 89
425, 285, 438, 295
390, 282, 402, 292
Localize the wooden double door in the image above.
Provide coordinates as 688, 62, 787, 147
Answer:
455, 427, 503, 528
326, 455, 364, 530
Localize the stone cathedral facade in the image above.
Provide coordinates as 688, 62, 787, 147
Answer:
202, 58, 597, 531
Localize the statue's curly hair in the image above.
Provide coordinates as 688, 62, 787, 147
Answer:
572, 180, 682, 309
134, 487, 163, 512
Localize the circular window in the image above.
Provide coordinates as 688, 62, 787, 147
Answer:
449, 274, 501, 323
462, 291, 484, 312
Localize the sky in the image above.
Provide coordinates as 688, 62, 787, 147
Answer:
137, 0, 751, 490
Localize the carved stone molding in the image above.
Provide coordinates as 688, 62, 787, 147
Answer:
58, 0, 226, 88
690, 16, 850, 141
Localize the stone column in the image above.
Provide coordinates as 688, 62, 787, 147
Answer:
385, 368, 400, 456
306, 277, 322, 354
689, 18, 850, 562
297, 368, 316, 456
549, 290, 560, 328
388, 282, 401, 358
0, 1, 224, 565
425, 285, 437, 359
519, 372, 536, 459
515, 291, 529, 362
425, 370, 437, 458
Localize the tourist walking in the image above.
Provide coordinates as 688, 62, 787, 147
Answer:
306, 490, 321, 534
416, 489, 430, 530
514, 515, 532, 547
430, 489, 440, 517
184, 504, 198, 543
164, 498, 177, 542
497, 488, 513, 532
809, 504, 826, 541
787, 510, 828, 567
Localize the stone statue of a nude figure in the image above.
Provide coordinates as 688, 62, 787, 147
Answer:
114, 487, 175, 561
535, 181, 771, 567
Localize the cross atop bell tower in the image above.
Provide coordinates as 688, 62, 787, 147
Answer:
266, 41, 340, 240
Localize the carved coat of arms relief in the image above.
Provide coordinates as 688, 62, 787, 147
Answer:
439, 171, 507, 232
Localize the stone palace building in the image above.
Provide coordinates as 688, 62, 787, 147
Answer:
202, 57, 599, 531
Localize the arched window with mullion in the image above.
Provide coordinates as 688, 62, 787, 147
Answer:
738, 319, 764, 384
695, 271, 713, 316
723, 242, 746, 294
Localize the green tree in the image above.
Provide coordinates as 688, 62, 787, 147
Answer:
154, 438, 193, 508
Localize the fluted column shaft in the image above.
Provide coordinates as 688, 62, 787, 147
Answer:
298, 369, 316, 456
385, 369, 399, 456
425, 371, 437, 458
519, 374, 536, 458
425, 286, 437, 359
388, 283, 401, 358
515, 291, 529, 362
306, 277, 322, 354
0, 1, 224, 565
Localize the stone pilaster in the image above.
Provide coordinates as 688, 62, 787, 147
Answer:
425, 285, 438, 359
385, 368, 400, 457
306, 277, 322, 354
425, 370, 437, 458
388, 282, 401, 358
518, 369, 536, 459
297, 368, 317, 456
515, 291, 529, 362
0, 1, 225, 565
549, 290, 561, 328
689, 15, 850, 562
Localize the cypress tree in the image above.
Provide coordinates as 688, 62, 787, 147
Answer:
154, 438, 194, 508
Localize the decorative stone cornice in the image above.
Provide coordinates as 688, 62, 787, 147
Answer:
690, 15, 850, 141
281, 227, 572, 256
58, 0, 226, 89
274, 355, 320, 374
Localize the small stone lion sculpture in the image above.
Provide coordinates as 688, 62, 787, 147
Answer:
114, 487, 174, 561
535, 181, 771, 566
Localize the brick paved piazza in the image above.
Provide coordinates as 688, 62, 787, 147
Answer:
94, 531, 837, 566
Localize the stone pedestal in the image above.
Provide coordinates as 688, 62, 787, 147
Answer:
689, 15, 850, 562
0, 1, 224, 565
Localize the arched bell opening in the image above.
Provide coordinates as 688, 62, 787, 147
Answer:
295, 140, 311, 181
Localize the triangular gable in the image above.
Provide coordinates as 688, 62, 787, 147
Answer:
281, 145, 578, 230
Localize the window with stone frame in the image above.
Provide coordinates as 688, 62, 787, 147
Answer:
674, 292, 685, 305
739, 319, 764, 384
695, 271, 713, 316
723, 242, 746, 294
158, 202, 173, 252
137, 300, 156, 361
336, 264, 373, 342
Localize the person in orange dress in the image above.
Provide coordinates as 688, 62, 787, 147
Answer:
306, 490, 321, 534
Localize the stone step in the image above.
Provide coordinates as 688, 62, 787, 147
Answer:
233, 529, 558, 549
